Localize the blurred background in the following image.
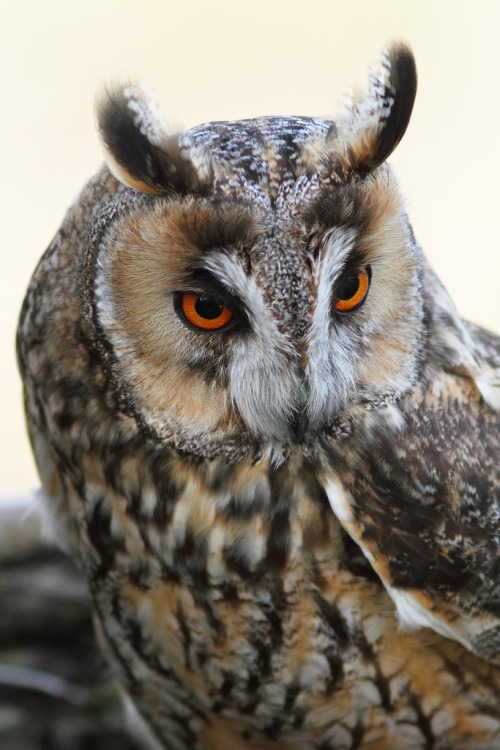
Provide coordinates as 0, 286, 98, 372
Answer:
2, 0, 500, 491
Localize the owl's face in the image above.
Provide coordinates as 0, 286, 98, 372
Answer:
84, 46, 421, 457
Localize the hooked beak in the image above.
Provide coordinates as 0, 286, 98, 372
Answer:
288, 407, 308, 443
287, 382, 309, 443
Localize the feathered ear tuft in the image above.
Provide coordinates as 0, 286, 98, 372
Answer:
95, 82, 207, 195
342, 43, 417, 174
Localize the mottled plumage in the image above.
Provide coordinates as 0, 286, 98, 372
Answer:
17, 44, 500, 748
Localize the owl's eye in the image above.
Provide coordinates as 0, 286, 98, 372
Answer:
333, 267, 371, 313
176, 293, 234, 332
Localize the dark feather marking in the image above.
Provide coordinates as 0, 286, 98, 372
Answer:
302, 186, 366, 233
87, 496, 116, 569
152, 474, 182, 528
258, 586, 284, 649
351, 626, 393, 712
196, 644, 208, 667
173, 529, 226, 639
177, 204, 257, 255
224, 544, 257, 581
176, 528, 209, 588
312, 594, 347, 692
50, 443, 86, 503
283, 676, 301, 712
211, 698, 225, 714
305, 466, 332, 510
262, 505, 291, 571
248, 630, 272, 679
246, 671, 261, 694
260, 467, 293, 572
408, 692, 435, 750
201, 460, 234, 493
126, 489, 143, 520
194, 588, 226, 642
293, 707, 306, 728
241, 683, 261, 715
313, 592, 350, 647
216, 579, 239, 603
158, 556, 181, 584
264, 716, 284, 740
103, 443, 128, 494
128, 560, 153, 591
323, 645, 345, 694
350, 718, 366, 750
220, 671, 237, 696
176, 605, 193, 671
52, 377, 88, 431
221, 480, 270, 520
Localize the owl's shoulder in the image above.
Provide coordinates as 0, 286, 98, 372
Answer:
463, 319, 500, 369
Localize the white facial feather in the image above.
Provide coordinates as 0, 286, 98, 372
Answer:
306, 228, 358, 425
204, 251, 302, 441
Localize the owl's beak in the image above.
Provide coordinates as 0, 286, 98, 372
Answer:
288, 386, 309, 443
288, 407, 309, 443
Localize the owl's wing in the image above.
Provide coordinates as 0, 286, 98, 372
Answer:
324, 316, 500, 665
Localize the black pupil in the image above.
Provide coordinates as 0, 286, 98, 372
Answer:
195, 296, 224, 320
337, 274, 360, 300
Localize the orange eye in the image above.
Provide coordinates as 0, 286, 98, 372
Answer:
333, 268, 370, 312
179, 293, 233, 331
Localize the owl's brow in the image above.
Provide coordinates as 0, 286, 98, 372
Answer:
338, 243, 372, 275
177, 203, 256, 255
183, 267, 247, 312
183, 267, 230, 294
302, 187, 359, 225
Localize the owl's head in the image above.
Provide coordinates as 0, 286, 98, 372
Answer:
87, 44, 421, 458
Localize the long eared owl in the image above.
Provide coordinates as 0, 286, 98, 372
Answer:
17, 44, 500, 749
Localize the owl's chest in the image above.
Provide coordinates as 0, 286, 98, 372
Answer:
57, 435, 500, 749
78, 448, 352, 644
73, 451, 380, 740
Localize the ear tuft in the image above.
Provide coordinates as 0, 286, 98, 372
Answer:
95, 82, 203, 195
343, 43, 417, 173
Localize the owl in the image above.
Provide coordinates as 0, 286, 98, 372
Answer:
17, 43, 500, 750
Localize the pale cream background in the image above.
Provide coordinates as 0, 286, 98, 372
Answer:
2, 0, 500, 490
